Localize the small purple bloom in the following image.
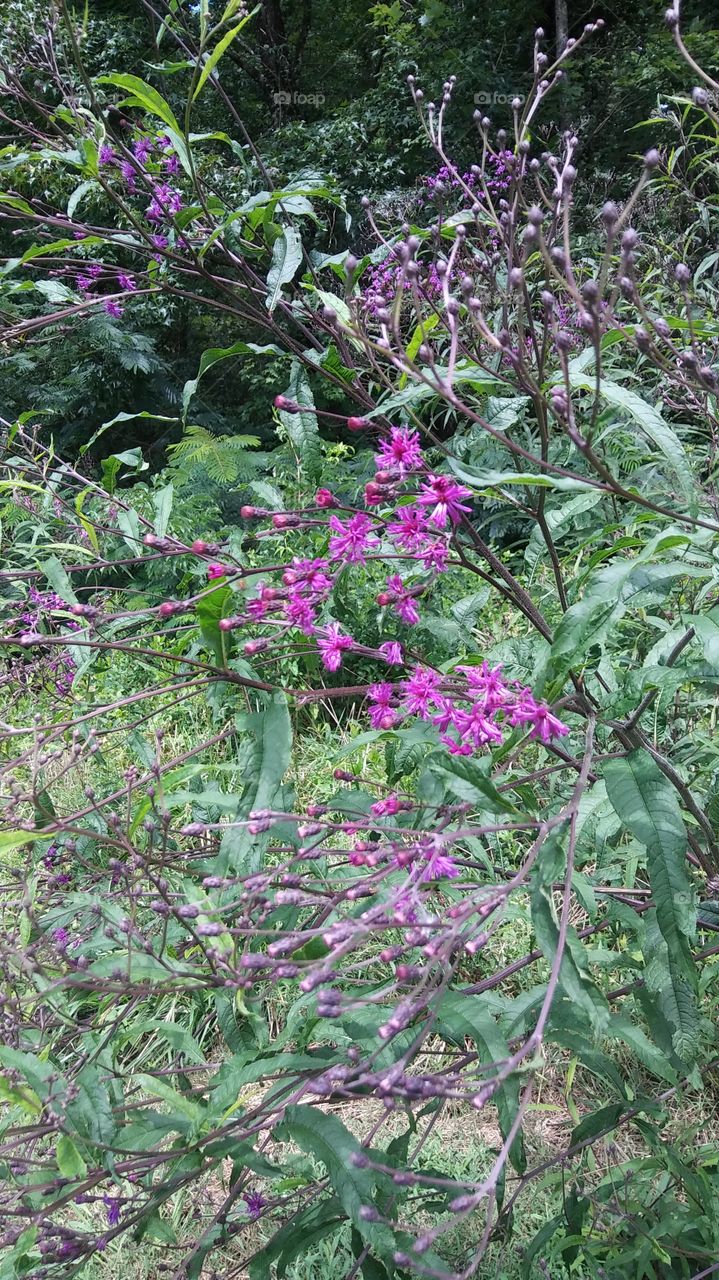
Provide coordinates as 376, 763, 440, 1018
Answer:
317, 622, 354, 672
379, 641, 404, 666
104, 299, 124, 318
243, 1191, 266, 1220
103, 1194, 121, 1227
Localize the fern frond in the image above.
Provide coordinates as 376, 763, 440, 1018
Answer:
167, 425, 261, 484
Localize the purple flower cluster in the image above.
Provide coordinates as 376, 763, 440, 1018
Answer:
368, 660, 568, 751
423, 151, 515, 201
175, 418, 570, 775
360, 250, 458, 316
12, 587, 78, 695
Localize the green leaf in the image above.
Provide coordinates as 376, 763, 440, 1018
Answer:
425, 751, 517, 814
272, 1107, 395, 1255
219, 693, 292, 875
96, 74, 192, 176
67, 179, 96, 218
195, 584, 232, 665
80, 411, 177, 457
604, 753, 694, 955
193, 8, 257, 100
56, 1135, 88, 1180
604, 752, 698, 1059
134, 1073, 206, 1126
540, 556, 701, 688
277, 363, 322, 479
152, 483, 174, 537
96, 73, 182, 134
101, 448, 148, 494
570, 1102, 625, 1147
0, 831, 54, 855
566, 374, 697, 514
266, 226, 303, 311
40, 555, 78, 606
182, 341, 282, 421
438, 992, 526, 1172
248, 1198, 344, 1280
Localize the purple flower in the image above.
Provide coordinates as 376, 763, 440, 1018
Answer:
117, 273, 136, 291
379, 641, 404, 666
453, 702, 504, 749
508, 692, 569, 743
285, 593, 317, 633
282, 558, 332, 595
146, 183, 183, 221
133, 136, 154, 162
387, 505, 431, 554
384, 574, 421, 626
52, 928, 70, 949
375, 426, 424, 476
86, 263, 103, 279
367, 682, 399, 729
76, 274, 94, 293
243, 1192, 266, 1220
417, 475, 472, 528
317, 622, 354, 672
104, 300, 124, 318
120, 160, 137, 189
99, 143, 116, 166
328, 513, 379, 564
418, 540, 450, 572
163, 152, 180, 176
371, 792, 402, 817
420, 847, 460, 880
103, 1195, 121, 1227
402, 665, 441, 718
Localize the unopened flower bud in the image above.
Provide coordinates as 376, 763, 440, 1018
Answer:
347, 416, 369, 431
674, 262, 691, 285
274, 394, 300, 413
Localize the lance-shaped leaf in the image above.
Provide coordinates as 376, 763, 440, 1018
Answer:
266, 226, 303, 311
438, 991, 526, 1172
604, 751, 698, 1060
277, 363, 322, 478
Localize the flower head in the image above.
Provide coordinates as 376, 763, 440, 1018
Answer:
417, 474, 472, 527
375, 426, 424, 475
367, 682, 399, 729
133, 136, 154, 162
402, 665, 441, 718
103, 1195, 121, 1227
379, 641, 404, 666
317, 622, 354, 672
384, 574, 421, 626
328, 513, 379, 564
243, 1192, 266, 1220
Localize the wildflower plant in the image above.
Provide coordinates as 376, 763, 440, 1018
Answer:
2, 3, 719, 1277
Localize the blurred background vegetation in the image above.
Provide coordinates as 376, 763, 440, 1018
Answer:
1, 0, 717, 465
